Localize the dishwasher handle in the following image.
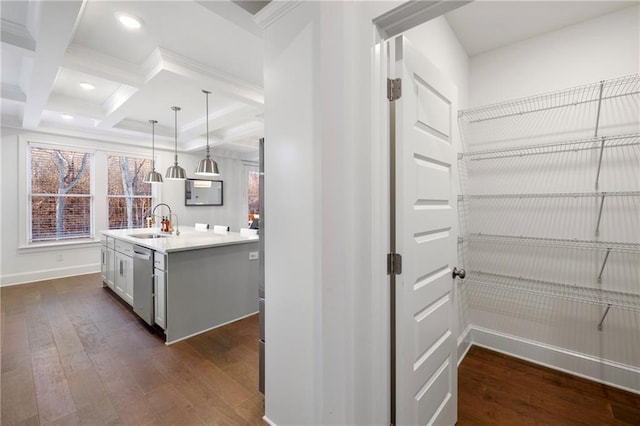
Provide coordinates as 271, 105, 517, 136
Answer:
133, 246, 152, 261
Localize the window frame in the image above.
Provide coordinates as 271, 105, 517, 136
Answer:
22, 139, 96, 248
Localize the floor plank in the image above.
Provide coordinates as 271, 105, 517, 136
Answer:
1, 365, 39, 425
30, 346, 77, 423
458, 345, 640, 425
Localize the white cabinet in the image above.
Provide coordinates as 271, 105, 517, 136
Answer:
101, 236, 115, 290
154, 268, 166, 329
106, 248, 115, 290
114, 241, 134, 306
100, 245, 108, 282
153, 252, 166, 329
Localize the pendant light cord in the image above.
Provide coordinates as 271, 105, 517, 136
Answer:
172, 106, 180, 165
149, 119, 157, 171
203, 90, 211, 159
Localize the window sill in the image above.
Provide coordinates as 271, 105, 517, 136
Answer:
18, 238, 101, 253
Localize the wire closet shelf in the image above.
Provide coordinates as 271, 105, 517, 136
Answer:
456, 73, 640, 325
464, 271, 640, 312
459, 234, 640, 254
458, 133, 640, 161
458, 73, 640, 124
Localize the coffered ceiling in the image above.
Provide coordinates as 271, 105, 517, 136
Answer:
2, 0, 633, 158
1, 0, 265, 156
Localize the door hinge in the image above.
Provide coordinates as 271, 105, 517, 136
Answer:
387, 252, 402, 275
387, 78, 402, 101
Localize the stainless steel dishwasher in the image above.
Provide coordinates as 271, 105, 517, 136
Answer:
133, 245, 154, 326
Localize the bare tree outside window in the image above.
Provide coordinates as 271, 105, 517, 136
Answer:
30, 147, 92, 242
107, 156, 152, 229
248, 169, 260, 216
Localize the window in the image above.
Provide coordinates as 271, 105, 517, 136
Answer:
248, 169, 260, 215
247, 167, 260, 225
107, 155, 153, 229
29, 146, 93, 242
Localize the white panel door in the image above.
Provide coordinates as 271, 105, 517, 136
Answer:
393, 36, 459, 426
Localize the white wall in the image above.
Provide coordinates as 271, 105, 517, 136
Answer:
261, 2, 468, 424
469, 5, 639, 107
263, 4, 321, 424
0, 127, 255, 286
160, 154, 256, 235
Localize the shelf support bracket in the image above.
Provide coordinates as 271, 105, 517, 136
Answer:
597, 304, 612, 331
595, 195, 606, 236
594, 81, 604, 137
597, 248, 611, 282
594, 136, 606, 190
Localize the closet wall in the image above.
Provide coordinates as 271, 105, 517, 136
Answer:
458, 5, 639, 392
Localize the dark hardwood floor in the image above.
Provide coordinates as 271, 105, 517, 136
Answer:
458, 345, 640, 425
1, 273, 264, 425
3, 273, 639, 425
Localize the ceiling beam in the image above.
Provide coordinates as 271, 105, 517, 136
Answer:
195, 1, 264, 38
22, 0, 85, 129
46, 93, 105, 119
63, 43, 144, 87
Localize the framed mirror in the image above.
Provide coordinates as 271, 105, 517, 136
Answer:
185, 179, 223, 206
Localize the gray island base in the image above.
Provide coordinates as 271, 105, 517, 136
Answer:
100, 227, 259, 344
166, 242, 259, 344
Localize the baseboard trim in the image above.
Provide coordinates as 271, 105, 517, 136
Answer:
0, 264, 100, 286
262, 415, 276, 426
468, 326, 640, 395
457, 325, 472, 366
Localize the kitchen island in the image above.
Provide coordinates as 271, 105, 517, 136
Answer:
100, 227, 259, 344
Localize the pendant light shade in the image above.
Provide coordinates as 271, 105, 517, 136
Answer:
195, 89, 220, 176
165, 106, 186, 180
143, 119, 163, 183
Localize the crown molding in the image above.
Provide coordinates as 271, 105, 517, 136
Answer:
1, 18, 36, 52
254, 1, 301, 30
2, 83, 26, 102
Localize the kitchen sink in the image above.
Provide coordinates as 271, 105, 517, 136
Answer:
129, 233, 167, 239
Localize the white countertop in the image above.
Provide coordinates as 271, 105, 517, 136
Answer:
101, 226, 258, 254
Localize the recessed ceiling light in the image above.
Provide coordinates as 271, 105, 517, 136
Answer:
79, 82, 95, 90
61, 114, 74, 120
116, 13, 142, 29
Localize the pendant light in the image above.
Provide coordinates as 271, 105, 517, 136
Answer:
165, 106, 186, 180
143, 119, 163, 183
195, 89, 220, 176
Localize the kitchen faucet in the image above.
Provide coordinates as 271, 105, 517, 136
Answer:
149, 203, 180, 236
